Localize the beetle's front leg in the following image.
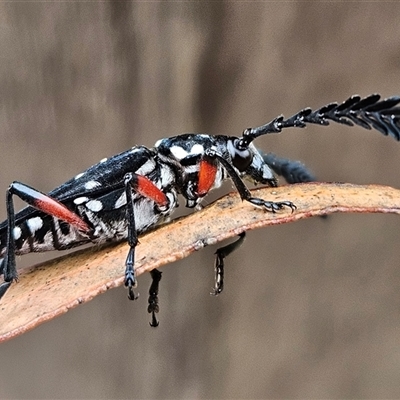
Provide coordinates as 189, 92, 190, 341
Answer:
204, 149, 296, 212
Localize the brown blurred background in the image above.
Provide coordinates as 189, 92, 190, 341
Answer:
1, 3, 400, 399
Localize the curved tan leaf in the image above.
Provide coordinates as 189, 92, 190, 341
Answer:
1, 182, 400, 342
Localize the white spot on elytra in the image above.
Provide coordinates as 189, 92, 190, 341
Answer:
13, 227, 22, 240
74, 196, 89, 205
86, 200, 103, 212
99, 157, 107, 163
74, 172, 84, 180
190, 144, 204, 155
27, 217, 44, 234
155, 139, 163, 147
84, 180, 101, 190
114, 192, 127, 208
170, 145, 188, 160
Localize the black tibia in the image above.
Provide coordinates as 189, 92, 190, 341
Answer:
3, 185, 17, 285
1, 183, 30, 299
262, 153, 316, 184
148, 269, 162, 327
123, 173, 139, 301
204, 149, 296, 213
212, 232, 246, 296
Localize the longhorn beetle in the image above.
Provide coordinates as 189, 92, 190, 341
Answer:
1, 94, 400, 326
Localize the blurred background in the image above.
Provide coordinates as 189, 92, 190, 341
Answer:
1, 2, 400, 398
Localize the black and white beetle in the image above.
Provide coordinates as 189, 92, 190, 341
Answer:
1, 93, 400, 326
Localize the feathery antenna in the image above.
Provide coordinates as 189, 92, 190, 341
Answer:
240, 94, 400, 146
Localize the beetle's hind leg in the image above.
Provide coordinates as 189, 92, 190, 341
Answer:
211, 232, 246, 296
0, 182, 90, 300
148, 269, 162, 327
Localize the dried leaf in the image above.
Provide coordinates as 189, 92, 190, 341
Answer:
1, 182, 400, 342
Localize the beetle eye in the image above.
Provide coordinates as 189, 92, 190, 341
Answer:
228, 139, 253, 171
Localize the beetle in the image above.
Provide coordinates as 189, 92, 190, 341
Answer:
1, 93, 399, 326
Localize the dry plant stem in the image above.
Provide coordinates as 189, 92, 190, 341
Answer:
1, 182, 400, 342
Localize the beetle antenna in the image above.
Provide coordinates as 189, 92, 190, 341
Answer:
239, 94, 400, 147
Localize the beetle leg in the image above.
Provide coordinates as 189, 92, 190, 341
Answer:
148, 269, 162, 327
0, 182, 90, 299
211, 232, 246, 296
123, 173, 168, 302
204, 149, 296, 212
